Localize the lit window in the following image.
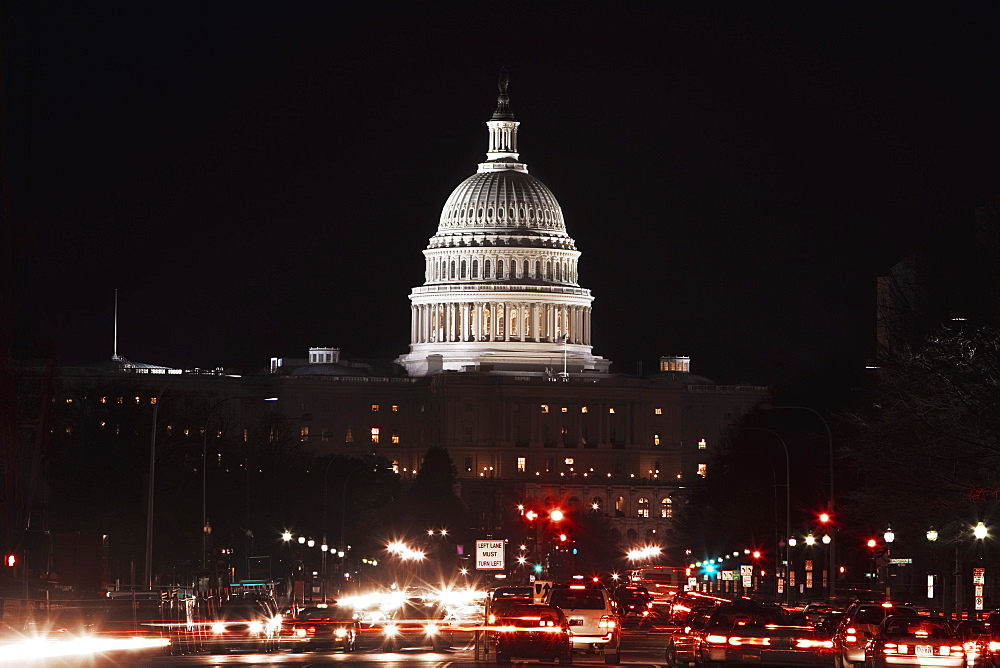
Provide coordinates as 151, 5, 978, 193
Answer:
637, 497, 650, 518
654, 433, 661, 446
561, 406, 568, 413
391, 431, 400, 444
517, 457, 526, 472
581, 406, 588, 413
183, 428, 190, 437
561, 426, 568, 435
300, 426, 309, 442
697, 463, 707, 477
564, 458, 575, 465
392, 460, 400, 474
99, 421, 106, 428
117, 397, 123, 404
65, 398, 73, 404
346, 428, 353, 443
372, 404, 380, 412
370, 427, 380, 444
698, 438, 707, 449
135, 396, 141, 404
654, 408, 662, 415
661, 498, 673, 518
100, 397, 107, 404
150, 397, 157, 405
609, 407, 615, 414
65, 427, 72, 434
391, 404, 399, 412
540, 404, 549, 413
243, 429, 248, 442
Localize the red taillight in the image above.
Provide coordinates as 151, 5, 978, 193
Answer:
882, 642, 898, 654
706, 634, 728, 645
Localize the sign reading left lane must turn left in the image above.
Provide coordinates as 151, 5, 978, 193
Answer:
476, 540, 505, 570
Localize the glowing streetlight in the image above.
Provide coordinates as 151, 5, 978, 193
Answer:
974, 522, 988, 540
805, 533, 816, 546
550, 509, 564, 522
884, 528, 895, 543
282, 531, 292, 542
927, 528, 938, 542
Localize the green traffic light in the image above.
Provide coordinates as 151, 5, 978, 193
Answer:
533, 564, 543, 573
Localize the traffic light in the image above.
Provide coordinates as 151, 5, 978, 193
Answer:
4, 554, 16, 568
533, 564, 543, 574
559, 533, 567, 542
819, 512, 831, 524
525, 510, 538, 522
751, 550, 761, 559
703, 562, 717, 575
866, 538, 878, 549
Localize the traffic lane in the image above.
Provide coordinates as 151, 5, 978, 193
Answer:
22, 628, 668, 666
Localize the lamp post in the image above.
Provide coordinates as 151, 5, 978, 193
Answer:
738, 427, 791, 605
884, 526, 895, 599
765, 405, 835, 598
201, 395, 277, 574
144, 378, 173, 591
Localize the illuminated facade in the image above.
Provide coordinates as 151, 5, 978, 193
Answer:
397, 73, 610, 376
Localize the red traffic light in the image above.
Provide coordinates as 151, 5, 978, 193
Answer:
819, 512, 831, 524
559, 534, 568, 542
866, 538, 878, 549
752, 550, 762, 559
4, 554, 16, 567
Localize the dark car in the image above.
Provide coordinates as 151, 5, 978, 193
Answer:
834, 602, 919, 668
864, 616, 964, 668
378, 596, 451, 651
490, 586, 535, 614
203, 597, 281, 653
489, 603, 573, 665
612, 585, 654, 623
287, 604, 360, 651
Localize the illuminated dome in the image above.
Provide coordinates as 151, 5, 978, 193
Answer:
397, 71, 610, 376
436, 171, 571, 241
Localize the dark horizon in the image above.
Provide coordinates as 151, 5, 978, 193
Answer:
5, 3, 999, 402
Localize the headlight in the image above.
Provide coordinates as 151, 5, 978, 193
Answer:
295, 628, 308, 638
425, 623, 439, 635
384, 624, 399, 637
248, 621, 264, 634
334, 627, 348, 638
212, 622, 226, 634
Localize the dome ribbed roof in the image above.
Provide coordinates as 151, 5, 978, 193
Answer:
437, 170, 566, 235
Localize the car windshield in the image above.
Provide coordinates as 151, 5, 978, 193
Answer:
708, 608, 786, 630
298, 607, 354, 621
549, 590, 606, 610
883, 619, 955, 639
856, 606, 917, 624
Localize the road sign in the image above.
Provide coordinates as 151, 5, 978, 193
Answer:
533, 580, 553, 603
889, 558, 913, 565
974, 568, 985, 585
476, 540, 505, 570
977, 596, 985, 611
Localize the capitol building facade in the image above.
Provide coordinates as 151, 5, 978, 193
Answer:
36, 75, 767, 565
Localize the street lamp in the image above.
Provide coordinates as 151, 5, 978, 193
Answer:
201, 395, 277, 573
884, 527, 895, 599
764, 405, 835, 598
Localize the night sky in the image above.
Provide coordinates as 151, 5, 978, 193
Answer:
5, 2, 998, 400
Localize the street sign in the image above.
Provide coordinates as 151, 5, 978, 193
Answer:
889, 558, 913, 565
476, 540, 505, 570
973, 568, 985, 585
977, 596, 984, 611
740, 565, 753, 576
533, 580, 553, 603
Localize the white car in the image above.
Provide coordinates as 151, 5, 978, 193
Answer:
547, 584, 621, 664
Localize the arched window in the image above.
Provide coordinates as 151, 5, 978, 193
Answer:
450, 261, 456, 279
523, 260, 529, 277
485, 260, 491, 279
496, 304, 505, 337
510, 308, 518, 337
482, 306, 491, 337
637, 497, 650, 518
535, 260, 541, 278
472, 259, 479, 278
556, 263, 561, 281
460, 260, 467, 278
615, 496, 626, 517
661, 498, 673, 518
546, 261, 552, 279
497, 259, 504, 279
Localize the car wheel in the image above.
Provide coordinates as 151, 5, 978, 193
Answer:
564, 646, 575, 664
665, 641, 678, 668
604, 647, 621, 664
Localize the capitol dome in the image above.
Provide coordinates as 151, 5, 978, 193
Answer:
437, 170, 569, 239
397, 71, 610, 377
